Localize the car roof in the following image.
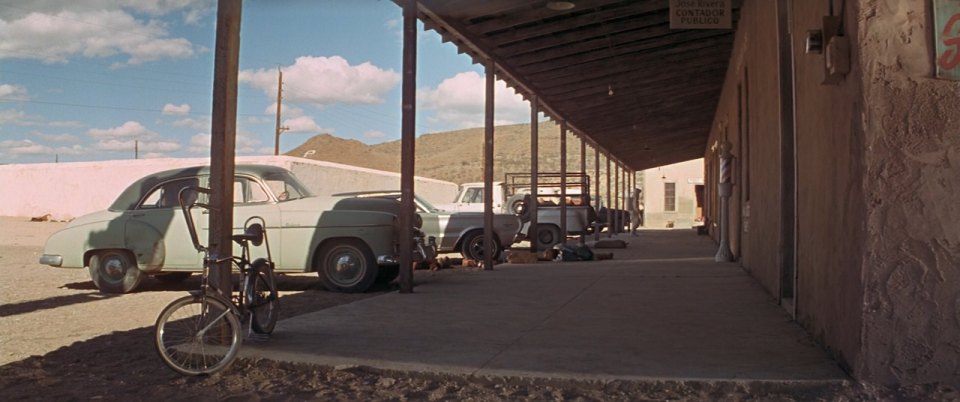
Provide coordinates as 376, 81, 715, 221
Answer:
109, 164, 291, 211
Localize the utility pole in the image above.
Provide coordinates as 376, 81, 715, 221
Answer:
274, 66, 288, 156
135, 140, 139, 160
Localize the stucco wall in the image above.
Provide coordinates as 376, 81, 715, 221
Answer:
641, 159, 704, 229
0, 156, 457, 220
791, 0, 867, 375
857, 0, 960, 385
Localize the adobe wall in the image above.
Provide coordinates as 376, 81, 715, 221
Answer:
704, 0, 785, 301
790, 0, 868, 375
856, 0, 960, 385
707, 0, 867, 375
0, 156, 457, 220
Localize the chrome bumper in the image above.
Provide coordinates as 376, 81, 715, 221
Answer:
40, 254, 63, 267
377, 255, 398, 265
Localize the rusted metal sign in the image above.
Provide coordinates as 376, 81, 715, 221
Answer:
669, 0, 732, 30
935, 0, 960, 80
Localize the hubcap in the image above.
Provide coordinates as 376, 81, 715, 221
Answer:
103, 257, 125, 280
329, 249, 363, 286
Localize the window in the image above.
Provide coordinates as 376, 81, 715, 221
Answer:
463, 187, 483, 203
139, 177, 203, 209
233, 176, 270, 204
664, 182, 676, 212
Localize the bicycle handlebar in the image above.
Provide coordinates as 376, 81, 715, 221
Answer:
178, 186, 213, 253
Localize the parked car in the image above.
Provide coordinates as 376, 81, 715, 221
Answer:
39, 165, 434, 293
335, 191, 522, 261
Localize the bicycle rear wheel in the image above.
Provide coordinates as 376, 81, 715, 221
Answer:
154, 294, 242, 376
246, 258, 280, 334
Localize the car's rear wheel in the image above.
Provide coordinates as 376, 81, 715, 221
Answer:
536, 225, 563, 251
89, 250, 143, 293
316, 239, 378, 293
460, 230, 501, 261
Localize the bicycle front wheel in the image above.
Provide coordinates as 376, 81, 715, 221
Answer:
154, 294, 242, 376
246, 258, 280, 334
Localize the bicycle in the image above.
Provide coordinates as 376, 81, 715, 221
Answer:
153, 187, 280, 376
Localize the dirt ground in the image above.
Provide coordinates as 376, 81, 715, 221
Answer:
1, 216, 956, 401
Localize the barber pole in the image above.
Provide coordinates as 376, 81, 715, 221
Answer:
715, 140, 734, 262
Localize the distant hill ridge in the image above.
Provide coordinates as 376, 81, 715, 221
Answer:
286, 122, 593, 184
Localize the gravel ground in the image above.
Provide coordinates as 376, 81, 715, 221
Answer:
1, 217, 956, 401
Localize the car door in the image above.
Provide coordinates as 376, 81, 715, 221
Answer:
228, 175, 282, 267
124, 177, 204, 271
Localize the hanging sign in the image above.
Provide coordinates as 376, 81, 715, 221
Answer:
935, 0, 960, 80
669, 0, 732, 30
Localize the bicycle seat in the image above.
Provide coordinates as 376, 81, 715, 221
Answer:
232, 223, 264, 246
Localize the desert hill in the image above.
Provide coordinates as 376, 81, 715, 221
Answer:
286, 122, 593, 184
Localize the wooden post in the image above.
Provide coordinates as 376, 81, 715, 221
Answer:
580, 135, 586, 244
606, 153, 612, 238
529, 96, 539, 253
594, 145, 601, 241
399, 0, 417, 293
208, 0, 241, 297
483, 60, 495, 270
559, 121, 567, 241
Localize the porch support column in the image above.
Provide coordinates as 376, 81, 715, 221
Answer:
614, 161, 620, 234
605, 153, 612, 238
579, 134, 586, 245
594, 145, 601, 241
529, 96, 539, 253
559, 121, 568, 241
208, 0, 241, 297
483, 60, 495, 270
398, 0, 418, 292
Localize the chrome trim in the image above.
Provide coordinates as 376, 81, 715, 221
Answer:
39, 254, 63, 267
377, 255, 398, 265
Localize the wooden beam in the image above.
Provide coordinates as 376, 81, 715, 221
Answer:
483, 60, 495, 271
465, 0, 629, 35
399, 0, 417, 293
208, 0, 241, 297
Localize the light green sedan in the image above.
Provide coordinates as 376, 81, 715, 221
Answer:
39, 165, 429, 293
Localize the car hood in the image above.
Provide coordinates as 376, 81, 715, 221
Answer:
64, 209, 122, 228
278, 196, 340, 213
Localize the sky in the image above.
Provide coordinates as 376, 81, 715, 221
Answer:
0, 0, 536, 164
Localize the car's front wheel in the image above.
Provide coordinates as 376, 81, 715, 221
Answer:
316, 239, 378, 293
89, 250, 143, 293
460, 230, 501, 261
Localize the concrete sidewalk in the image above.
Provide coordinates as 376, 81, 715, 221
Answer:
243, 230, 847, 382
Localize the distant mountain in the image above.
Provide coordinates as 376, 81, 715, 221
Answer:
285, 122, 595, 184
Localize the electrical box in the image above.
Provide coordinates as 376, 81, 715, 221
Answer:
819, 16, 848, 85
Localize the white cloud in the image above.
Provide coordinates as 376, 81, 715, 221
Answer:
32, 132, 80, 143
162, 103, 191, 115
0, 1, 213, 20
94, 138, 180, 152
172, 117, 209, 130
0, 10, 198, 65
187, 131, 263, 155
0, 139, 85, 156
0, 109, 26, 124
0, 84, 28, 100
240, 56, 400, 106
364, 130, 386, 140
283, 116, 332, 134
87, 121, 157, 140
418, 71, 529, 129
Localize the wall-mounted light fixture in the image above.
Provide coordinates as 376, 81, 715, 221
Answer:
607, 84, 614, 96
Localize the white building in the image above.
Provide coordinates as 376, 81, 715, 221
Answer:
640, 158, 704, 229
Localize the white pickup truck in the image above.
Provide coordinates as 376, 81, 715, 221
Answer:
435, 173, 599, 249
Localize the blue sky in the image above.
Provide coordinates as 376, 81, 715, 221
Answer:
0, 0, 534, 164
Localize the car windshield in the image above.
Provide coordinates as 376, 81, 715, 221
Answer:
261, 171, 312, 201
415, 195, 440, 213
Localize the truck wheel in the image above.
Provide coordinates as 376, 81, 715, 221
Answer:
536, 225, 563, 251
89, 250, 143, 293
460, 230, 501, 261
316, 239, 378, 293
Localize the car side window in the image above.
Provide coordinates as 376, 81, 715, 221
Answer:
464, 187, 483, 203
234, 176, 270, 204
139, 177, 202, 209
